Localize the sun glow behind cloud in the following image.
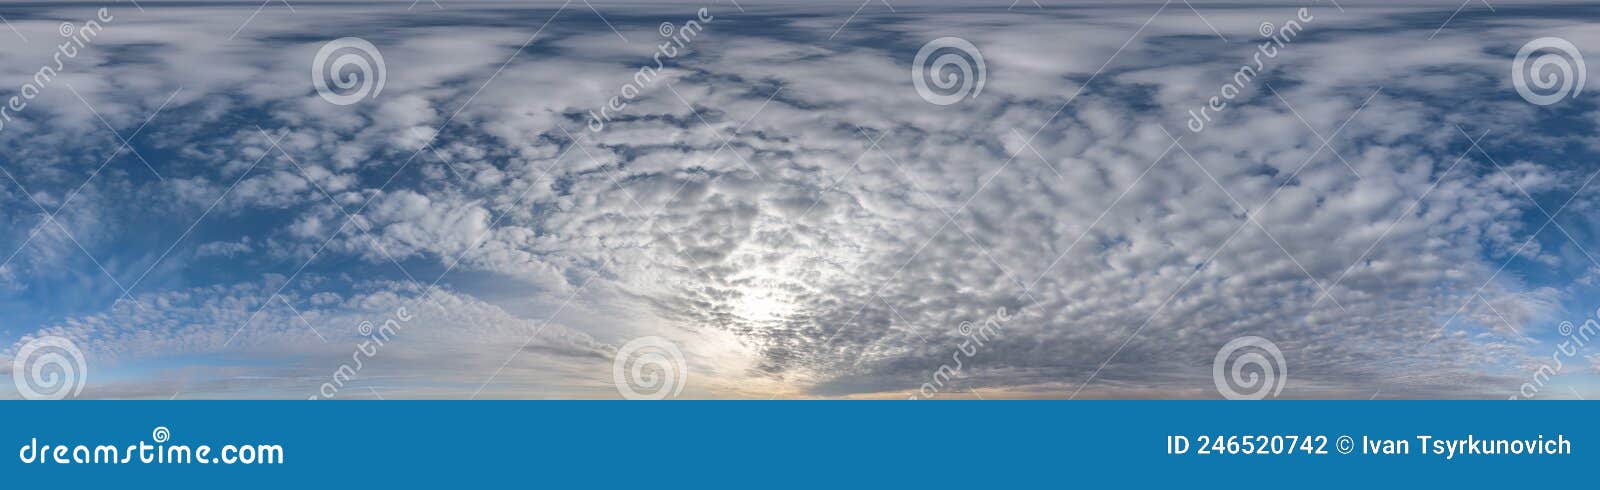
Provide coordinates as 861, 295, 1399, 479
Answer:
0, 1, 1596, 399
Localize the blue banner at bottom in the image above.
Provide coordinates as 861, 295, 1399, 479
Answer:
1, 401, 1590, 487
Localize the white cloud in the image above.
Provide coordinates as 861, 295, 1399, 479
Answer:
1, 3, 1596, 399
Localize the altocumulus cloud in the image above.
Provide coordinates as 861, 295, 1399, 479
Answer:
0, 1, 1597, 399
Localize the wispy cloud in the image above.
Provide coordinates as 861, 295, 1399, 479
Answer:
0, 2, 1596, 399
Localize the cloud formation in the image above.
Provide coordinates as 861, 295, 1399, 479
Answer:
0, 2, 1597, 399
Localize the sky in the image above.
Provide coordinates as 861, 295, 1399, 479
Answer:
0, 0, 1597, 399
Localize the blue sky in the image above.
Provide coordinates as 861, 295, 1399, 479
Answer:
0, 1, 1597, 399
